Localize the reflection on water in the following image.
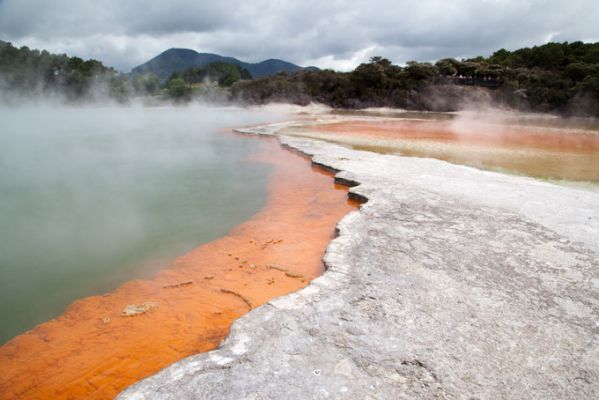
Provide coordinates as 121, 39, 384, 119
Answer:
298, 110, 599, 184
330, 108, 599, 131
0, 105, 284, 343
352, 143, 599, 183
330, 109, 456, 121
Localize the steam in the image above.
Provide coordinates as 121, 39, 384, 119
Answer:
448, 107, 572, 138
0, 103, 288, 343
449, 108, 516, 138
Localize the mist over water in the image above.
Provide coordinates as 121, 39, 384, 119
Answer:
0, 104, 285, 343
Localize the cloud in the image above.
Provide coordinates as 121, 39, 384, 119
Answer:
1, 0, 598, 72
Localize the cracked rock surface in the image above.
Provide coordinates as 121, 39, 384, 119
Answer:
118, 126, 599, 400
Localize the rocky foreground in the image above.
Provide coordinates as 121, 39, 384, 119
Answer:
119, 124, 599, 399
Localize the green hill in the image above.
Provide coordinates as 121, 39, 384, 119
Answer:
131, 48, 317, 82
0, 41, 124, 100
231, 41, 599, 116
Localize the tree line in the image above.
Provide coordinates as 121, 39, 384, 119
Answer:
0, 41, 249, 102
1, 40, 598, 115
0, 40, 122, 101
231, 41, 599, 116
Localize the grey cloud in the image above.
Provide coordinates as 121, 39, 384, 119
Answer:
0, 0, 597, 72
121, 1, 235, 35
0, 0, 233, 37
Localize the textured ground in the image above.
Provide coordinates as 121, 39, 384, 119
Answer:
118, 124, 599, 400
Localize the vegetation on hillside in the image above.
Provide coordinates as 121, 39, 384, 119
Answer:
232, 42, 599, 116
164, 62, 252, 100
1, 40, 598, 116
130, 47, 309, 82
0, 41, 128, 101
0, 41, 253, 103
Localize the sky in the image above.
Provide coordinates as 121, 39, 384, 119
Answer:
0, 0, 598, 72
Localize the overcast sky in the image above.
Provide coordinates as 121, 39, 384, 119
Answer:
1, 0, 598, 72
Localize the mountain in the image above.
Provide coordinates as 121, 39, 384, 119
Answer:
131, 48, 317, 81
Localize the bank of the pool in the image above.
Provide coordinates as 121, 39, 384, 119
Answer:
118, 122, 599, 400
0, 133, 358, 400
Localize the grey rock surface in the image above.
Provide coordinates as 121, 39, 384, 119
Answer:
118, 125, 599, 400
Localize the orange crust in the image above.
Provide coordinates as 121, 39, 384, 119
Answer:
0, 134, 358, 400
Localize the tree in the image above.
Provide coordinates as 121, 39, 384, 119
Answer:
404, 61, 437, 80
435, 58, 460, 76
166, 78, 191, 99
132, 73, 160, 95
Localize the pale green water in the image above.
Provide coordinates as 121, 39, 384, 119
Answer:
0, 105, 283, 344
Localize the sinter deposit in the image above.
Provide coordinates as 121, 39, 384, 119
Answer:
119, 122, 599, 400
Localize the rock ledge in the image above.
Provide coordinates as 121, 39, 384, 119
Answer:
118, 125, 599, 400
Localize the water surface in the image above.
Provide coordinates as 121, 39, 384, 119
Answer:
297, 111, 599, 183
0, 105, 282, 343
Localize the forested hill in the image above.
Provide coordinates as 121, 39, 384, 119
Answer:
0, 42, 262, 102
0, 41, 128, 100
1, 40, 598, 116
131, 48, 317, 81
232, 41, 599, 116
